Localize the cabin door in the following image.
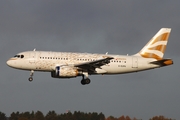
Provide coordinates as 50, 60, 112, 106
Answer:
132, 57, 138, 68
29, 52, 36, 63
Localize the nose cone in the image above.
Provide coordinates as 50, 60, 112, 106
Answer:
6, 59, 16, 68
7, 58, 23, 69
6, 59, 12, 67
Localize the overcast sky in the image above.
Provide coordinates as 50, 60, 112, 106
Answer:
1, 0, 180, 119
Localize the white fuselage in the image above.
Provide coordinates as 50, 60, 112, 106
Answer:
7, 51, 159, 74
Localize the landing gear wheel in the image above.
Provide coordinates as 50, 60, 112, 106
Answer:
28, 77, 33, 82
81, 79, 86, 85
81, 78, 91, 85
85, 78, 91, 84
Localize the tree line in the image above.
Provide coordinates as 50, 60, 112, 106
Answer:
0, 111, 174, 120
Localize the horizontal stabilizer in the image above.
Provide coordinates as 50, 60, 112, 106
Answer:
150, 59, 173, 66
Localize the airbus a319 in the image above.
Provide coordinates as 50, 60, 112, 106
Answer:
7, 28, 173, 85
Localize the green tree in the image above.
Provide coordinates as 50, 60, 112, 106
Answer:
98, 112, 105, 120
64, 112, 73, 120
0, 111, 6, 120
20, 111, 31, 120
9, 111, 20, 120
73, 111, 84, 120
45, 111, 58, 120
34, 111, 44, 120
90, 112, 98, 120
30, 111, 35, 120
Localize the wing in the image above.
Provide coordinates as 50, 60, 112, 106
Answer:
74, 57, 114, 73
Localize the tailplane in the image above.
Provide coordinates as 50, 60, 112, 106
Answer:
135, 28, 171, 60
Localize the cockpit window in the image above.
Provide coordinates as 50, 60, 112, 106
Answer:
21, 55, 24, 58
14, 55, 20, 58
14, 54, 24, 58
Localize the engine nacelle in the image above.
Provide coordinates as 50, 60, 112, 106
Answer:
51, 66, 79, 78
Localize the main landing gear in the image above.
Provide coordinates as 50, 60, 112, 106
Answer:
28, 70, 34, 82
81, 72, 91, 85
81, 78, 91, 85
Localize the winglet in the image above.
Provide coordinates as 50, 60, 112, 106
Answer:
135, 28, 171, 60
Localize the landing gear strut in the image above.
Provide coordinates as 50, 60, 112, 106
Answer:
81, 72, 91, 85
28, 70, 34, 82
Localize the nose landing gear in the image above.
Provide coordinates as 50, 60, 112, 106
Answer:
28, 70, 34, 82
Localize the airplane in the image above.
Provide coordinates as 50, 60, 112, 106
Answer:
6, 28, 173, 85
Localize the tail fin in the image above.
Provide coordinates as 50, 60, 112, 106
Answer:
136, 28, 171, 60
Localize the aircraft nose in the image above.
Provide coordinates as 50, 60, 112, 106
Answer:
6, 60, 11, 66
6, 59, 14, 67
6, 58, 21, 69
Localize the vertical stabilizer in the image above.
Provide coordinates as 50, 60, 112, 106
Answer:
136, 28, 171, 60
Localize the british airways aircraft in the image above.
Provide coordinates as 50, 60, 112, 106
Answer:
7, 28, 173, 85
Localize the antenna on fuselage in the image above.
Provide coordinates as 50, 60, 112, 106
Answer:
33, 48, 36, 51
106, 52, 108, 55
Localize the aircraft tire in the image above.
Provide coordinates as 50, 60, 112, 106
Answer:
81, 79, 86, 85
28, 77, 33, 82
85, 78, 91, 84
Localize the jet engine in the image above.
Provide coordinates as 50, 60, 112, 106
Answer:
51, 66, 80, 78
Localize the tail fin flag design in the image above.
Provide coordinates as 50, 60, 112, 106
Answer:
137, 28, 171, 60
